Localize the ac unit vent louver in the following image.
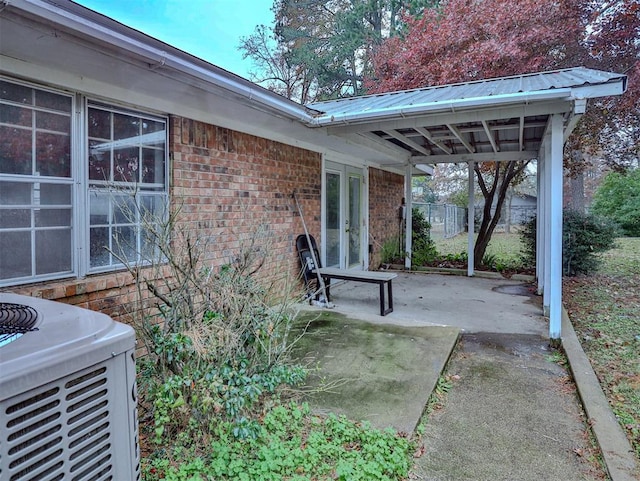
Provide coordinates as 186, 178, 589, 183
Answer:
0, 294, 139, 481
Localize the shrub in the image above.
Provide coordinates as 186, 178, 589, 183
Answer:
519, 210, 617, 276
563, 210, 617, 276
411, 207, 437, 266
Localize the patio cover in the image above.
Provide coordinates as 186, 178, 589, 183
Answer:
306, 68, 628, 340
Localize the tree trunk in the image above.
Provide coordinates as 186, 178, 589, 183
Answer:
473, 161, 529, 269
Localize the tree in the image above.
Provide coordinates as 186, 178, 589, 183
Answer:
368, 0, 639, 267
591, 169, 640, 236
240, 0, 438, 102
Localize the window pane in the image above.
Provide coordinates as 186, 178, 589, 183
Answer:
140, 194, 166, 219
141, 225, 160, 260
0, 80, 32, 104
90, 226, 110, 267
35, 229, 72, 275
142, 148, 165, 184
89, 139, 111, 181
36, 132, 71, 177
35, 89, 71, 113
114, 194, 136, 224
0, 231, 31, 279
142, 119, 164, 134
113, 113, 139, 141
90, 193, 110, 225
113, 225, 137, 263
0, 181, 31, 204
40, 183, 71, 205
36, 111, 71, 133
88, 108, 111, 139
114, 147, 139, 182
0, 209, 30, 228
0, 105, 32, 126
36, 209, 71, 227
0, 126, 32, 174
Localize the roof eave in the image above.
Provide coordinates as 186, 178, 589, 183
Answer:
310, 75, 628, 128
9, 0, 317, 123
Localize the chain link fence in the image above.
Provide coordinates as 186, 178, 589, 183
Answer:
413, 202, 467, 239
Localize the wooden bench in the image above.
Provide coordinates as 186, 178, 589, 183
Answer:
313, 268, 398, 316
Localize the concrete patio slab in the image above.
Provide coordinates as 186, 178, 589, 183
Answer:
319, 271, 546, 335
291, 310, 460, 434
294, 272, 638, 480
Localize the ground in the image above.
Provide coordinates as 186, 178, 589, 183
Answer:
563, 237, 640, 460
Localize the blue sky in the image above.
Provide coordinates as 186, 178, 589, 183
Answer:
75, 0, 274, 78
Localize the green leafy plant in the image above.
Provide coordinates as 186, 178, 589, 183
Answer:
563, 210, 617, 276
143, 403, 414, 481
381, 238, 401, 265
519, 211, 617, 276
411, 207, 438, 266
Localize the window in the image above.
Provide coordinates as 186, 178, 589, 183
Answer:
0, 80, 73, 283
0, 78, 168, 286
87, 104, 167, 271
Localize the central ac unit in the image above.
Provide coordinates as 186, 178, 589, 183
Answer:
0, 293, 139, 481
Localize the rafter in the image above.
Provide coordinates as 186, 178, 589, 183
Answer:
447, 124, 475, 153
383, 129, 431, 156
414, 127, 452, 154
481, 120, 499, 153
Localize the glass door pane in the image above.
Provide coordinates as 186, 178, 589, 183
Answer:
325, 171, 341, 267
347, 173, 361, 268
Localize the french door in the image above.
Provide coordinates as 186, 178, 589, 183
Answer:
323, 162, 363, 269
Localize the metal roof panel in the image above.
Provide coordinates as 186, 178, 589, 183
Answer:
308, 68, 626, 122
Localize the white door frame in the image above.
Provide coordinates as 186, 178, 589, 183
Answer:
322, 159, 367, 270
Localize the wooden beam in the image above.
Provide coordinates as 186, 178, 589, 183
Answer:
415, 127, 452, 154
447, 124, 476, 153
383, 129, 431, 156
410, 150, 539, 164
481, 120, 499, 153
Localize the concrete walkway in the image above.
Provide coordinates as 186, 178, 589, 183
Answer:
293, 272, 639, 481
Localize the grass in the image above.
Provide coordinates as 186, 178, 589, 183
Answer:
432, 230, 527, 272
563, 237, 640, 461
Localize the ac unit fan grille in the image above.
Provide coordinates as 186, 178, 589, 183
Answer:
0, 303, 40, 346
2, 363, 117, 481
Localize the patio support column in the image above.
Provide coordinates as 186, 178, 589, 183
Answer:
536, 159, 544, 294
549, 113, 564, 341
467, 162, 475, 276
543, 136, 552, 314
404, 164, 413, 269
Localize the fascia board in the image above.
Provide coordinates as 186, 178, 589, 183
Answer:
312, 89, 575, 127
8, 0, 315, 123
327, 100, 576, 135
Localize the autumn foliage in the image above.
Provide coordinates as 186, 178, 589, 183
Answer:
368, 0, 585, 91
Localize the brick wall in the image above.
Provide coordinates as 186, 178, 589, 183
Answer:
171, 117, 321, 290
369, 167, 405, 268
10, 116, 322, 323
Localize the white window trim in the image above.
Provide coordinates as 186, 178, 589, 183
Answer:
0, 76, 169, 287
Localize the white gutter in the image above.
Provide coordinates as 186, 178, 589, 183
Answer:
8, 0, 316, 123
310, 89, 577, 127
